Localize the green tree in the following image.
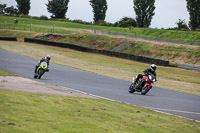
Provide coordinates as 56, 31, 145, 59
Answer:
15, 0, 30, 15
0, 4, 7, 15
114, 17, 137, 27
133, 0, 155, 27
5, 6, 18, 15
186, 0, 200, 30
89, 0, 108, 23
176, 19, 189, 30
46, 0, 70, 19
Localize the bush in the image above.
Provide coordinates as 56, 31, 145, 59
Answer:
96, 20, 113, 26
31, 16, 40, 19
176, 19, 189, 30
114, 17, 137, 28
40, 15, 49, 20
50, 18, 69, 22
72, 19, 92, 25
19, 14, 31, 18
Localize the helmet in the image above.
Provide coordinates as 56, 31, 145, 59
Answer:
46, 55, 51, 60
151, 64, 157, 71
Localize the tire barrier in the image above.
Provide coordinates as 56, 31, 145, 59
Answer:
24, 38, 169, 66
0, 37, 17, 41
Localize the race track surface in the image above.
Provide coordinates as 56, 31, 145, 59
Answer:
1, 49, 200, 121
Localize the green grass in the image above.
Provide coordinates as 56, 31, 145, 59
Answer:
0, 89, 200, 133
126, 27, 200, 40
1, 16, 200, 40
0, 69, 18, 76
0, 29, 40, 38
40, 33, 128, 50
0, 16, 84, 35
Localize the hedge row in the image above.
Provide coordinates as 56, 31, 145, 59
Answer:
24, 38, 169, 66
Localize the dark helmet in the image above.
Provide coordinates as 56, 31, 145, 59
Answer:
151, 64, 157, 71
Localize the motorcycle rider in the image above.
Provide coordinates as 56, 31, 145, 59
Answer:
34, 55, 51, 78
133, 64, 157, 85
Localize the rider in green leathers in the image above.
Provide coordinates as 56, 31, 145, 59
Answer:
34, 55, 51, 78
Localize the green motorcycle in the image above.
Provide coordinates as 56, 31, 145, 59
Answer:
34, 62, 48, 79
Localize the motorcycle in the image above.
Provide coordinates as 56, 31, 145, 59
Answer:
34, 62, 48, 79
128, 74, 156, 95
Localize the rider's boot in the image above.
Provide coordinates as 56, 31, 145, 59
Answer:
133, 79, 136, 85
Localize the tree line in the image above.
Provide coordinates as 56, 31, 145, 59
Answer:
0, 0, 199, 30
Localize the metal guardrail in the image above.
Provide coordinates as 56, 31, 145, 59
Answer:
177, 63, 200, 71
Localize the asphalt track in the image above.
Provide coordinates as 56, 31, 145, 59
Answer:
1, 49, 200, 122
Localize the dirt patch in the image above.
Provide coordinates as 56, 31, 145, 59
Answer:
45, 34, 65, 41
0, 76, 96, 98
17, 38, 24, 42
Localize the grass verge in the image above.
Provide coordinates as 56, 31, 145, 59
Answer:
0, 40, 200, 95
0, 89, 200, 133
0, 69, 18, 76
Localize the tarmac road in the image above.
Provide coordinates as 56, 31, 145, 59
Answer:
1, 49, 200, 121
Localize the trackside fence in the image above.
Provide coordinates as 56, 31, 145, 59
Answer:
92, 30, 200, 46
0, 23, 75, 35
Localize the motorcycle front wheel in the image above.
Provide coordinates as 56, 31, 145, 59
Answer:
128, 83, 135, 93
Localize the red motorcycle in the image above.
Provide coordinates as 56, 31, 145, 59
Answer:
128, 74, 156, 95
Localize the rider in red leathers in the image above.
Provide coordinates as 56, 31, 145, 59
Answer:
133, 64, 157, 85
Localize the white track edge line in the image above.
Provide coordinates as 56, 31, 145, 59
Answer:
144, 107, 200, 115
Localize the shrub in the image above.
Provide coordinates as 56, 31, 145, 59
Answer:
72, 19, 92, 25
114, 17, 137, 28
40, 15, 49, 20
96, 20, 113, 26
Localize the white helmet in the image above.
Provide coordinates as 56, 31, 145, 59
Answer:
151, 64, 157, 71
46, 55, 51, 60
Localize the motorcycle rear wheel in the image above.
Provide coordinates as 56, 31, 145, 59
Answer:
38, 69, 44, 79
141, 85, 152, 95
